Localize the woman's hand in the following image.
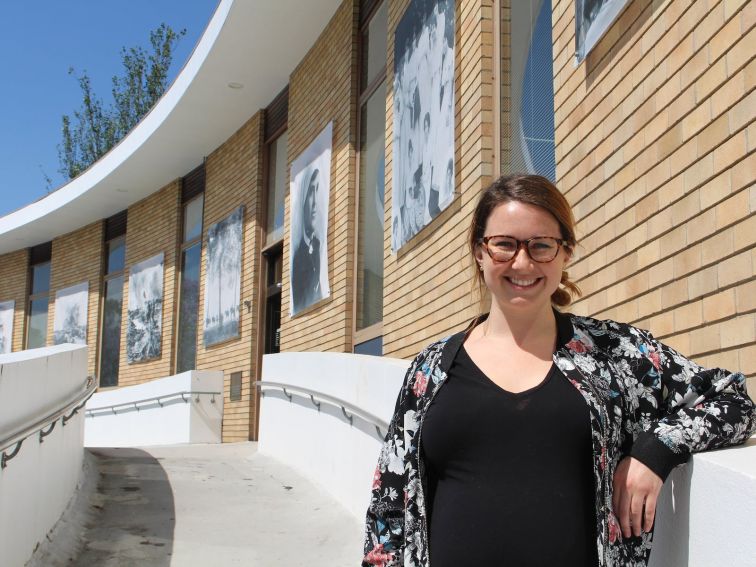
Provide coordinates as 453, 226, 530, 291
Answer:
612, 456, 663, 538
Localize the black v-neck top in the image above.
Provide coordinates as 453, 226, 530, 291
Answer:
421, 344, 599, 567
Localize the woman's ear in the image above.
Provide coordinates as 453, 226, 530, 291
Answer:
562, 244, 573, 264
473, 244, 485, 266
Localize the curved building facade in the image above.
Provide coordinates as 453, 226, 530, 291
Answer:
0, 0, 753, 441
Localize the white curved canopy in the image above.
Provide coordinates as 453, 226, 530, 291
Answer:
0, 0, 341, 255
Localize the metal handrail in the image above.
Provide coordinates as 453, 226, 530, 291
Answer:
0, 375, 97, 469
85, 390, 221, 417
254, 380, 388, 438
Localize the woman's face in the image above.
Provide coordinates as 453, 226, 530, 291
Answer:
474, 200, 569, 315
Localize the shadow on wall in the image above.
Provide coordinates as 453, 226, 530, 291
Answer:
649, 437, 756, 567
584, 0, 659, 87
73, 448, 176, 565
649, 459, 691, 567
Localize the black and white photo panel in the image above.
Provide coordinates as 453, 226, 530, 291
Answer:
53, 282, 88, 345
289, 122, 333, 316
392, 0, 455, 252
575, 0, 630, 62
127, 253, 164, 363
0, 300, 14, 354
203, 206, 244, 347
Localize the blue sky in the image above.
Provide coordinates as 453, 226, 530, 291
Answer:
0, 1, 218, 218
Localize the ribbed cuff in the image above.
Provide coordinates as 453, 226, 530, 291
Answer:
629, 431, 690, 481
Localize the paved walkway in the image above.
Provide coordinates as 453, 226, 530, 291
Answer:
70, 443, 363, 566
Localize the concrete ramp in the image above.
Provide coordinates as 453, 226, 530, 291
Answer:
43, 442, 363, 566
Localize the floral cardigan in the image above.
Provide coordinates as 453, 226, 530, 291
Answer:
362, 311, 756, 567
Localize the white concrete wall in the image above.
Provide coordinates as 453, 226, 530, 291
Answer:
0, 344, 88, 567
259, 351, 756, 565
650, 438, 756, 567
258, 352, 408, 520
84, 370, 224, 447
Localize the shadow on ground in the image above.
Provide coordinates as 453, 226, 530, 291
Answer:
74, 448, 176, 566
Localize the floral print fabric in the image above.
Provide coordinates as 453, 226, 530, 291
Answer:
362, 312, 756, 567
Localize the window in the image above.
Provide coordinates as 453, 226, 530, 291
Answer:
176, 190, 204, 373
261, 87, 288, 356
262, 134, 287, 354
265, 132, 288, 245
26, 242, 52, 349
508, 0, 555, 180
355, 0, 387, 351
99, 211, 126, 387
263, 244, 283, 354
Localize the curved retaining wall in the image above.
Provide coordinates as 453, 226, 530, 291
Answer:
0, 344, 88, 567
84, 370, 224, 447
259, 351, 755, 564
258, 352, 407, 520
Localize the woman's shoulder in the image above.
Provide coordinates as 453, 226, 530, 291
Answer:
404, 326, 469, 376
415, 332, 462, 363
561, 311, 654, 348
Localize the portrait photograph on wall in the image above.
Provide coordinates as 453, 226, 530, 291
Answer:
127, 253, 164, 363
203, 205, 244, 346
575, 0, 630, 62
53, 282, 89, 345
0, 300, 14, 354
289, 122, 332, 316
391, 0, 455, 252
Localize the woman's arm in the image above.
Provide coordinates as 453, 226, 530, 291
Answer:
628, 329, 755, 478
615, 328, 756, 537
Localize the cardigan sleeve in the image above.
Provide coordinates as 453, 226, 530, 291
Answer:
628, 329, 756, 481
361, 356, 417, 567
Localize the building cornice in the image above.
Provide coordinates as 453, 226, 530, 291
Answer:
0, 0, 341, 255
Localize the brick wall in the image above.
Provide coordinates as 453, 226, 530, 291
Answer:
552, 0, 755, 390
119, 180, 181, 386
49, 221, 103, 377
382, 0, 496, 358
280, 0, 359, 353
2, 0, 749, 440
0, 250, 28, 352
197, 113, 265, 442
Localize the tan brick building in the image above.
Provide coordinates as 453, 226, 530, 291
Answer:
0, 0, 752, 441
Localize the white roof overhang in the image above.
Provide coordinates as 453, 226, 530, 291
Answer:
0, 0, 341, 255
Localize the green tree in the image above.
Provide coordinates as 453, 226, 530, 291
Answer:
58, 23, 186, 180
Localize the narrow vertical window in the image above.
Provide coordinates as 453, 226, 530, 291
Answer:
261, 87, 288, 356
100, 211, 126, 388
176, 186, 204, 373
507, 0, 555, 180
263, 248, 283, 354
26, 242, 52, 349
262, 137, 286, 353
266, 131, 288, 246
355, 0, 387, 355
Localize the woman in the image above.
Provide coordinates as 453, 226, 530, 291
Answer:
362, 174, 755, 567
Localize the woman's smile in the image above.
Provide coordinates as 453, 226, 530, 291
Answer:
504, 276, 541, 289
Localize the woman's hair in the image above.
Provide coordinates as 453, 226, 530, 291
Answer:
468, 173, 582, 307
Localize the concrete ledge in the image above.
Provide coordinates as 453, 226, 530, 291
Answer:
0, 343, 87, 435
85, 370, 223, 447
0, 344, 88, 567
650, 436, 756, 567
